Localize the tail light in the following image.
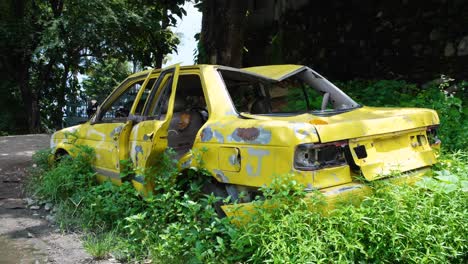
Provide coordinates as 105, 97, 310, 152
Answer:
427, 125, 441, 147
294, 141, 347, 171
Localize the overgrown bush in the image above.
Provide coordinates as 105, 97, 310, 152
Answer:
337, 77, 468, 151
29, 148, 234, 262
29, 146, 96, 204
30, 147, 467, 263
230, 157, 467, 263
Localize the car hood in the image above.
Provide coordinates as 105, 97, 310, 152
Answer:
240, 106, 440, 143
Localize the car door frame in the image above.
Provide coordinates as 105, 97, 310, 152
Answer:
126, 65, 181, 193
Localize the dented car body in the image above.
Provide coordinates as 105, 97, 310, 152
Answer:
50, 64, 440, 216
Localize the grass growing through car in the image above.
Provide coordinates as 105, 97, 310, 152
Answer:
29, 147, 467, 263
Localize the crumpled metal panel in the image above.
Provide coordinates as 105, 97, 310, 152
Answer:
348, 129, 437, 180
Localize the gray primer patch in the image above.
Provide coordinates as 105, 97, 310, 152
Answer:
134, 175, 145, 183
229, 127, 272, 144
181, 158, 192, 169
213, 169, 229, 183
201, 127, 213, 142
290, 123, 317, 139
305, 183, 315, 191
143, 133, 152, 141
228, 154, 239, 166
225, 184, 239, 201
225, 110, 238, 116
331, 173, 340, 182
246, 148, 270, 176
322, 185, 362, 196
110, 125, 124, 137
213, 130, 225, 143
135, 145, 143, 163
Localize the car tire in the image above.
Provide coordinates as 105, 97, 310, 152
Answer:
201, 179, 229, 218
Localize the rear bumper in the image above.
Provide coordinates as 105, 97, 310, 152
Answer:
222, 167, 431, 218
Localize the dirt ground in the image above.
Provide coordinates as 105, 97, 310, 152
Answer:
0, 134, 115, 264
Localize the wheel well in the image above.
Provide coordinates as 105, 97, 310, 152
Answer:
54, 148, 69, 160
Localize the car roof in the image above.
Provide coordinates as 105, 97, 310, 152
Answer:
127, 64, 307, 81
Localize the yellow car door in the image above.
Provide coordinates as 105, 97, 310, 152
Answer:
127, 65, 181, 193
82, 74, 155, 184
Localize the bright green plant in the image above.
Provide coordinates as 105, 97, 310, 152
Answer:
29, 146, 95, 204
228, 165, 467, 263
83, 232, 117, 260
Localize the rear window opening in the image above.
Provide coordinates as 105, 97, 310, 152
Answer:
219, 68, 360, 116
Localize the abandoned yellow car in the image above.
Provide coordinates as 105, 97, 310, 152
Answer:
50, 64, 441, 216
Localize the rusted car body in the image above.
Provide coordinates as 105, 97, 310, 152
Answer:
50, 64, 440, 216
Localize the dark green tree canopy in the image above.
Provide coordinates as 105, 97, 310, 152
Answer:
0, 0, 188, 132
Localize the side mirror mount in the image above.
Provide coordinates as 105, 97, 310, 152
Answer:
90, 105, 101, 125
87, 99, 99, 120
87, 99, 98, 115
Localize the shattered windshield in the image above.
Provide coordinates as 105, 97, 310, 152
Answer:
220, 69, 360, 115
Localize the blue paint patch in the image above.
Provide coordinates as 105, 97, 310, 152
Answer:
213, 130, 225, 143
246, 164, 255, 176
135, 145, 143, 163
201, 127, 213, 142
134, 175, 145, 183
290, 123, 317, 139
181, 158, 192, 169
305, 183, 315, 191
322, 185, 362, 195
225, 110, 238, 116
213, 169, 229, 183
110, 126, 124, 137
228, 154, 238, 166
245, 148, 270, 176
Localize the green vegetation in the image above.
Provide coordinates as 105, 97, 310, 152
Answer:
29, 146, 467, 263
1, 0, 188, 133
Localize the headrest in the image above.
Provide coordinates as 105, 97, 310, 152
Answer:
250, 98, 271, 114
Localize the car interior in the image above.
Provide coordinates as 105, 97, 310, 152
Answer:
166, 74, 208, 157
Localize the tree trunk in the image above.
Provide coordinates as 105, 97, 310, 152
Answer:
18, 61, 41, 133
155, 8, 169, 68
200, 0, 249, 67
13, 0, 42, 133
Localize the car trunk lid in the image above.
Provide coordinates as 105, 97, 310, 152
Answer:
310, 107, 439, 180
241, 106, 439, 180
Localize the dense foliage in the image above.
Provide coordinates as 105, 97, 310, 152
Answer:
0, 0, 187, 133
30, 146, 467, 263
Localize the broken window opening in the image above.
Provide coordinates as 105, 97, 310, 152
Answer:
219, 69, 360, 116
97, 77, 155, 123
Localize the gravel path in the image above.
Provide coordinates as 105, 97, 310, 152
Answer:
0, 134, 115, 264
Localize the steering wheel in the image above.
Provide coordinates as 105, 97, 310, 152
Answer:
321, 92, 330, 111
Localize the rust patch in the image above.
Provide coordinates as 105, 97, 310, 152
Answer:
235, 128, 260, 141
